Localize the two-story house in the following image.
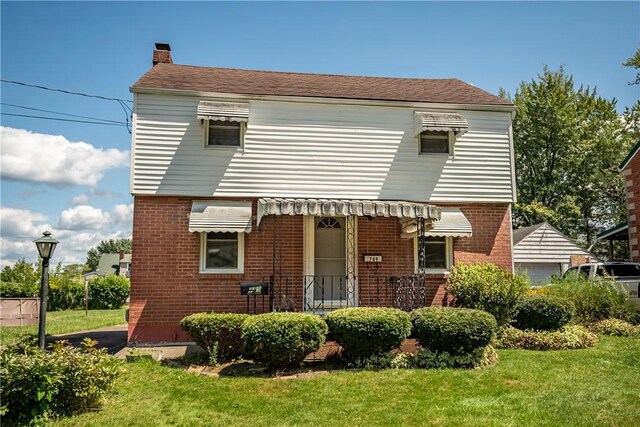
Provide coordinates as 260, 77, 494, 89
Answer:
128, 44, 516, 344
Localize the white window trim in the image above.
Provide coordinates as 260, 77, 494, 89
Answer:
417, 130, 455, 157
413, 235, 453, 274
199, 232, 245, 274
203, 120, 246, 150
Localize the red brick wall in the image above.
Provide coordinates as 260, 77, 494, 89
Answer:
129, 197, 513, 343
624, 152, 640, 261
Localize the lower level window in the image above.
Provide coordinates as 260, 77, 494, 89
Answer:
201, 232, 244, 273
415, 236, 452, 272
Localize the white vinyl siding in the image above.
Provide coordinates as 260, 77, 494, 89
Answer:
132, 94, 514, 202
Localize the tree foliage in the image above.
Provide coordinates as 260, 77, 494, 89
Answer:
623, 47, 640, 85
509, 66, 635, 251
1, 259, 40, 286
85, 238, 132, 272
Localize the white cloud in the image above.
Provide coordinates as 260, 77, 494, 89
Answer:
70, 193, 90, 205
0, 127, 129, 187
1, 203, 133, 267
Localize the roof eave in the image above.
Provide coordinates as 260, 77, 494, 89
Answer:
129, 86, 516, 113
619, 140, 640, 171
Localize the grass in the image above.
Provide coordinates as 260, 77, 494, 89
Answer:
0, 307, 127, 345
53, 336, 639, 427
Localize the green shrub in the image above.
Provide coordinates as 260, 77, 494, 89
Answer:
545, 275, 634, 323
325, 307, 411, 360
180, 313, 250, 364
495, 325, 598, 350
242, 312, 327, 369
0, 281, 39, 298
629, 310, 640, 326
512, 295, 574, 331
48, 279, 85, 311
588, 318, 640, 337
0, 338, 121, 425
411, 307, 497, 354
447, 262, 529, 325
414, 345, 498, 369
88, 275, 130, 309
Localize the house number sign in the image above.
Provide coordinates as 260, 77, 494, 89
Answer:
363, 255, 382, 263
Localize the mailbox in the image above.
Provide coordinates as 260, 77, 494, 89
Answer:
240, 282, 269, 296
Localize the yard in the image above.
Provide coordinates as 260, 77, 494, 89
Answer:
0, 308, 127, 346
54, 336, 639, 427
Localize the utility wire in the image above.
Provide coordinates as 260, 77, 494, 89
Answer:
1, 78, 133, 133
1, 102, 125, 125
1, 113, 129, 127
0, 79, 133, 104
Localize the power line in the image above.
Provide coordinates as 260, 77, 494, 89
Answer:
0, 79, 133, 104
1, 113, 129, 127
1, 102, 125, 125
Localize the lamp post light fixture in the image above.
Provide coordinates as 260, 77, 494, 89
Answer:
34, 231, 58, 351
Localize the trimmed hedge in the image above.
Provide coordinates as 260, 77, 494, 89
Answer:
180, 313, 250, 364
49, 280, 85, 311
447, 262, 529, 325
512, 295, 574, 331
242, 312, 327, 369
88, 275, 130, 309
411, 307, 497, 354
324, 307, 412, 360
495, 325, 598, 350
588, 318, 640, 337
414, 345, 498, 369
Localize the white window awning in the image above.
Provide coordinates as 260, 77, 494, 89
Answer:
257, 198, 440, 227
197, 101, 249, 122
401, 207, 472, 238
189, 201, 252, 233
414, 112, 468, 136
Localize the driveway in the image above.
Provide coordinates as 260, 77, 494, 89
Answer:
45, 324, 128, 354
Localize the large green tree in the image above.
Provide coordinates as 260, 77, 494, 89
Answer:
85, 238, 132, 272
509, 66, 635, 247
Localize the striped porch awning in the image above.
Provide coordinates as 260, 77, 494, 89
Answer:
401, 207, 472, 238
257, 198, 440, 227
197, 101, 249, 122
414, 112, 468, 136
189, 201, 252, 233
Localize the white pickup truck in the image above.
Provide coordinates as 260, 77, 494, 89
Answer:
563, 262, 640, 307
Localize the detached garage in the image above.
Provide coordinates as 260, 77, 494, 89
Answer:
513, 223, 594, 284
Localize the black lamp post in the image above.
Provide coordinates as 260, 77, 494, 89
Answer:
34, 231, 58, 351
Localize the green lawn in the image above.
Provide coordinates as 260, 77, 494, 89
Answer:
0, 308, 127, 345
54, 336, 639, 427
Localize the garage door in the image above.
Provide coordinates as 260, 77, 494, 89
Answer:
516, 263, 562, 285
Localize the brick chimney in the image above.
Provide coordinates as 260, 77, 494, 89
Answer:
152, 43, 172, 66
119, 249, 125, 261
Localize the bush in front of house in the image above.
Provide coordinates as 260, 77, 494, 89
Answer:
0, 281, 39, 298
512, 295, 574, 331
0, 338, 121, 425
414, 345, 498, 370
495, 325, 598, 350
544, 275, 634, 323
180, 312, 250, 364
588, 318, 640, 337
410, 306, 497, 355
88, 275, 130, 309
242, 312, 327, 369
324, 307, 412, 361
447, 262, 529, 325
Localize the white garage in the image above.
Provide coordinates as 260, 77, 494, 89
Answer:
513, 223, 594, 285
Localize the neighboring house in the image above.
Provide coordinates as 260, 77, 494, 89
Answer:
84, 252, 132, 281
594, 141, 640, 261
513, 223, 593, 284
128, 44, 516, 343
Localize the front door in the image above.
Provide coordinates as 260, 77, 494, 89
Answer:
314, 217, 346, 301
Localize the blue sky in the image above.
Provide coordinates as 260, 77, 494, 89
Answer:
1, 1, 639, 266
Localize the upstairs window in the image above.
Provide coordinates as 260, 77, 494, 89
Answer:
420, 131, 452, 154
207, 120, 244, 147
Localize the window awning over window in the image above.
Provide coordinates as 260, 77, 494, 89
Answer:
401, 207, 472, 238
197, 101, 249, 122
189, 201, 252, 233
257, 198, 440, 227
414, 112, 468, 136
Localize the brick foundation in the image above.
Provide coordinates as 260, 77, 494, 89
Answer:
129, 196, 513, 343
